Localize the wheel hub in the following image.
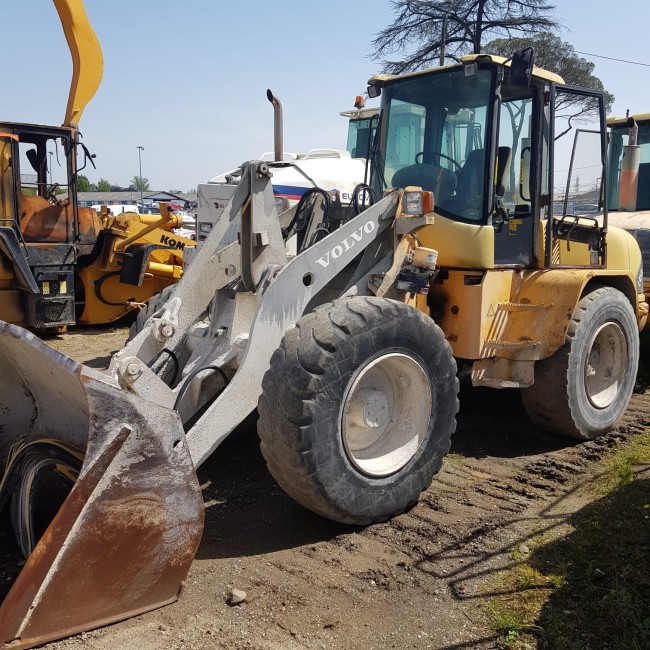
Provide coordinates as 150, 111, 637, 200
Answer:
347, 388, 391, 429
584, 321, 627, 409
341, 352, 432, 477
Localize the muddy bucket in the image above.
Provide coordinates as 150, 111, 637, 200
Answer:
0, 321, 204, 649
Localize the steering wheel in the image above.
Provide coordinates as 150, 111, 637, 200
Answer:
45, 183, 62, 204
45, 183, 60, 204
415, 152, 461, 170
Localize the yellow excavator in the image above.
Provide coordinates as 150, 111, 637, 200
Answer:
0, 0, 194, 330
0, 14, 646, 650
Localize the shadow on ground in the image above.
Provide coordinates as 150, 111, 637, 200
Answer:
406, 466, 650, 649
531, 472, 650, 650
195, 384, 585, 562
452, 385, 574, 460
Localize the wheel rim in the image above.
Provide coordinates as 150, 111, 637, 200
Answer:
584, 321, 628, 409
341, 352, 432, 477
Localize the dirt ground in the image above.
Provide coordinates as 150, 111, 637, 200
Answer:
35, 327, 650, 650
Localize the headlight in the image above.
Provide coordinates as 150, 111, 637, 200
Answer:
403, 190, 434, 215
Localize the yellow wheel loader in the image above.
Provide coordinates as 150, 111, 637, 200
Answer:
0, 49, 646, 647
0, 0, 194, 331
606, 112, 650, 298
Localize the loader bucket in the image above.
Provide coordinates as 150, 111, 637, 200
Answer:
0, 321, 204, 649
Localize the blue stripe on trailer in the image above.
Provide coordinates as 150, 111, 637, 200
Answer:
273, 185, 310, 200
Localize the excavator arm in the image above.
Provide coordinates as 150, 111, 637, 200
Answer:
53, 0, 103, 127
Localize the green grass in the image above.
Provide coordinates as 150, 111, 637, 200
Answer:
600, 434, 650, 492
444, 451, 466, 467
484, 431, 650, 649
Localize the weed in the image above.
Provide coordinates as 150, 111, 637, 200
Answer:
600, 433, 650, 493
445, 452, 466, 467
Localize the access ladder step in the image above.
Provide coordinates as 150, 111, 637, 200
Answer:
497, 301, 551, 312
484, 339, 540, 350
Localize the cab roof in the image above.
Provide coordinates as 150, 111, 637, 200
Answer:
368, 53, 564, 87
607, 113, 650, 126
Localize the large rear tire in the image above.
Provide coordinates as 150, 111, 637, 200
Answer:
257, 296, 459, 525
521, 286, 639, 439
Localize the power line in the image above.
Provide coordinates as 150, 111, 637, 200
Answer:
574, 50, 650, 68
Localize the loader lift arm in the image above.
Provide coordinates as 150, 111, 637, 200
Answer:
0, 161, 447, 648
113, 161, 403, 465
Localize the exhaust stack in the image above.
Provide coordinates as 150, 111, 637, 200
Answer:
266, 89, 283, 162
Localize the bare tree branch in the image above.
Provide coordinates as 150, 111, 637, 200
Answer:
372, 0, 560, 73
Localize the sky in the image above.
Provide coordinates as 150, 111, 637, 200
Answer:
3, 1, 649, 192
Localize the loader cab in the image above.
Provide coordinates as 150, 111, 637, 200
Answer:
0, 122, 98, 328
607, 114, 650, 212
368, 55, 610, 270
0, 123, 89, 243
341, 107, 379, 160
606, 114, 650, 292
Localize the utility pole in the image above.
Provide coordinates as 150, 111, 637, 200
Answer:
137, 145, 145, 208
439, 13, 448, 66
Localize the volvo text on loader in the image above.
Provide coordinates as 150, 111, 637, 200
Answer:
0, 0, 194, 331
0, 50, 645, 647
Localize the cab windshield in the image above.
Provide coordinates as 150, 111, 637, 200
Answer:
371, 66, 494, 223
608, 121, 650, 211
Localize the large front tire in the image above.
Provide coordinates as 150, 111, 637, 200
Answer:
257, 297, 459, 525
521, 286, 639, 439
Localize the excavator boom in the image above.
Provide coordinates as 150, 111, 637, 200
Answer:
53, 0, 103, 127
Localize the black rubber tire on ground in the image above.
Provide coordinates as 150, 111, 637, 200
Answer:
257, 296, 459, 525
521, 286, 639, 440
127, 285, 175, 341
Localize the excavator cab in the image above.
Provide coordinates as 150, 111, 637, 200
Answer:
0, 122, 102, 328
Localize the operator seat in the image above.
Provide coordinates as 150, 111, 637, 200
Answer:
390, 163, 457, 204
438, 148, 486, 220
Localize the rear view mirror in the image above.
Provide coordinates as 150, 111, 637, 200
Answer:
367, 84, 381, 99
507, 48, 534, 92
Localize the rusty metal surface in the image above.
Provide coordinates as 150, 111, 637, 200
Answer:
0, 321, 204, 649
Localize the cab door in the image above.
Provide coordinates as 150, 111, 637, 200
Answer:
494, 94, 536, 266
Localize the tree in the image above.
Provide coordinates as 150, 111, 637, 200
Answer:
372, 0, 559, 74
484, 34, 614, 112
131, 175, 150, 192
76, 174, 91, 192
487, 34, 613, 177
96, 178, 111, 192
